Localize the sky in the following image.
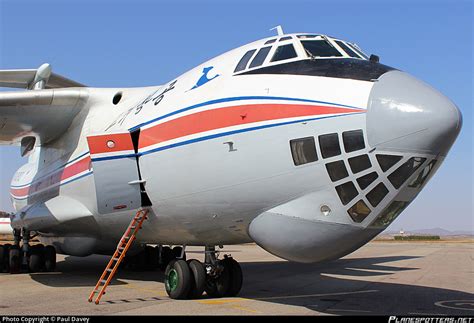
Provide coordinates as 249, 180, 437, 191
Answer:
0, 0, 472, 232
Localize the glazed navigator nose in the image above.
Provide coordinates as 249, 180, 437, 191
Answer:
366, 70, 462, 156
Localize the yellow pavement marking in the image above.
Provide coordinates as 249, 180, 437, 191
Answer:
231, 305, 262, 314
195, 298, 262, 314
196, 298, 249, 305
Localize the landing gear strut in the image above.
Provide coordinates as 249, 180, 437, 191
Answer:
0, 228, 56, 274
164, 245, 243, 300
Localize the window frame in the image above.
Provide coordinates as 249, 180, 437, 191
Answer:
234, 49, 257, 73
335, 181, 359, 206
388, 157, 427, 189
334, 40, 365, 59
347, 199, 372, 223
289, 136, 319, 166
366, 182, 389, 208
348, 43, 369, 59
248, 46, 273, 69
300, 38, 345, 59
342, 129, 366, 153
408, 159, 437, 189
279, 36, 293, 42
270, 43, 298, 63
356, 171, 379, 190
348, 154, 372, 174
318, 133, 342, 159
325, 160, 349, 182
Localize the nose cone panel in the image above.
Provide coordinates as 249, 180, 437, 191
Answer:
367, 71, 462, 155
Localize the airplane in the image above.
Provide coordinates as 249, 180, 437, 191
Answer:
0, 213, 12, 235
0, 31, 462, 300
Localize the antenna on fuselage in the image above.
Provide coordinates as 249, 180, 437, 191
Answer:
270, 25, 284, 36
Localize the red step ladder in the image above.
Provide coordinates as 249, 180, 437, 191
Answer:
88, 208, 149, 304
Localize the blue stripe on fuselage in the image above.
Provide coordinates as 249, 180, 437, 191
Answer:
128, 95, 364, 132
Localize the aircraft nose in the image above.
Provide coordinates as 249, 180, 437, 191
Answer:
366, 70, 462, 156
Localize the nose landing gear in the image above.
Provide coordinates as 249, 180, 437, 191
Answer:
164, 245, 243, 300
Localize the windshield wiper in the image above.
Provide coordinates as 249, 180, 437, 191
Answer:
305, 48, 316, 61
321, 35, 335, 48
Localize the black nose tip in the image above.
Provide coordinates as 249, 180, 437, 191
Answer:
366, 71, 462, 156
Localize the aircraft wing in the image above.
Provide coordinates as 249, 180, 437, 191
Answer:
0, 68, 85, 89
0, 88, 89, 145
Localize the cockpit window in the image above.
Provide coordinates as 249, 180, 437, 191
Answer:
271, 44, 297, 62
297, 35, 319, 39
301, 40, 343, 58
265, 39, 276, 45
249, 46, 272, 68
348, 43, 369, 59
370, 201, 409, 227
408, 159, 437, 188
279, 36, 292, 42
234, 49, 256, 73
290, 137, 318, 166
388, 157, 426, 189
335, 40, 362, 58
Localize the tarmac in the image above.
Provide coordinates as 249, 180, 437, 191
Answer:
0, 241, 473, 316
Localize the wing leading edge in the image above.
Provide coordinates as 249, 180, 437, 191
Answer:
0, 63, 85, 90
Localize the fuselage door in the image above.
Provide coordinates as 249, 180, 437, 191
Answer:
87, 132, 142, 214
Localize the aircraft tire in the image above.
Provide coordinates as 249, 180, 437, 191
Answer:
187, 259, 206, 299
29, 245, 45, 273
205, 261, 230, 298
223, 257, 243, 297
44, 246, 56, 272
9, 246, 21, 274
165, 259, 192, 299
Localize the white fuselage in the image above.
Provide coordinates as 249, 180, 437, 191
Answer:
8, 34, 461, 262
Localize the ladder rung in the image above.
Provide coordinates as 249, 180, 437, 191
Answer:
89, 208, 149, 304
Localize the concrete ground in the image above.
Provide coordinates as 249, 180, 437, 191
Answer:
0, 241, 473, 316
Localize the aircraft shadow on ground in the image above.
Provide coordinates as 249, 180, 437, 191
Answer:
27, 254, 474, 315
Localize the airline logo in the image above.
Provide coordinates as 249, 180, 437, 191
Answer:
190, 66, 220, 90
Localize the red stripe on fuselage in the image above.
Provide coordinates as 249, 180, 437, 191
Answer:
139, 103, 362, 149
60, 155, 91, 181
87, 133, 134, 155
10, 186, 29, 197
10, 155, 91, 198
